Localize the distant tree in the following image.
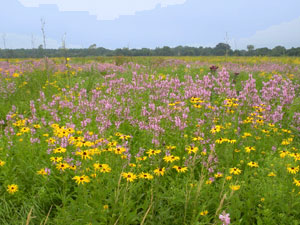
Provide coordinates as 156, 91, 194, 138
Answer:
140, 48, 151, 56
247, 45, 255, 52
115, 48, 123, 56
286, 47, 300, 56
88, 44, 97, 49
161, 46, 173, 56
233, 49, 243, 56
121, 47, 131, 56
1, 44, 300, 58
214, 43, 231, 56
246, 45, 255, 56
181, 46, 196, 56
174, 46, 183, 56
271, 46, 286, 56
254, 48, 271, 56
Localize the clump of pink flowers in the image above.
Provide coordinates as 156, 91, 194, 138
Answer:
219, 211, 230, 225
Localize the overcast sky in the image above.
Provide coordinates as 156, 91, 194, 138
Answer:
1, 0, 300, 49
18, 0, 187, 20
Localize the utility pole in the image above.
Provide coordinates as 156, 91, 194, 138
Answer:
61, 32, 67, 61
40, 18, 49, 78
61, 32, 66, 50
224, 32, 229, 58
2, 33, 8, 62
2, 33, 7, 49
31, 33, 35, 49
41, 18, 46, 49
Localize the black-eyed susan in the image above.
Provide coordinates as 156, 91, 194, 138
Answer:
72, 175, 90, 185
37, 168, 47, 176
230, 185, 240, 191
20, 127, 30, 133
93, 163, 110, 172
200, 210, 208, 216
173, 165, 188, 173
293, 178, 300, 187
76, 150, 92, 160
227, 139, 236, 144
242, 132, 252, 138
206, 180, 213, 185
119, 135, 132, 140
7, 184, 18, 194
226, 176, 232, 181
139, 172, 154, 180
75, 141, 84, 148
146, 149, 161, 156
0, 160, 5, 167
186, 146, 198, 154
193, 104, 202, 109
53, 147, 66, 154
136, 156, 147, 161
229, 167, 242, 175
83, 141, 94, 147
47, 138, 56, 144
122, 172, 137, 182
281, 139, 291, 145
114, 146, 126, 155
280, 150, 289, 158
247, 161, 259, 168
287, 166, 299, 174
50, 156, 63, 163
68, 136, 84, 144
255, 119, 264, 125
154, 167, 165, 176
166, 145, 176, 150
56, 162, 69, 171
214, 172, 223, 178
100, 166, 112, 173
69, 165, 77, 170
163, 155, 180, 163
192, 137, 203, 141
245, 146, 256, 153
108, 141, 117, 147
210, 125, 221, 134
215, 138, 226, 144
268, 172, 276, 177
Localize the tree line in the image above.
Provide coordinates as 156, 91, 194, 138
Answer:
0, 43, 300, 58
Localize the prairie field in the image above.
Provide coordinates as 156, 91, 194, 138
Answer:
0, 56, 300, 225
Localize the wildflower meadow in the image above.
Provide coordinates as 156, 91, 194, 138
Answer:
0, 56, 300, 224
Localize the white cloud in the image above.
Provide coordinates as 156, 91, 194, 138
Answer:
1, 33, 80, 49
237, 17, 300, 49
18, 0, 187, 20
